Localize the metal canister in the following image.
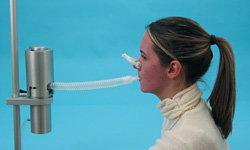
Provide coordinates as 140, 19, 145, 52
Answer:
26, 45, 53, 134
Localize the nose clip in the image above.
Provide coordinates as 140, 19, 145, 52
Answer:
122, 53, 141, 68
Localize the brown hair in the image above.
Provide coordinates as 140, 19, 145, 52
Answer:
147, 17, 236, 138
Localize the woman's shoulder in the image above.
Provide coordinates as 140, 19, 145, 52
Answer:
150, 128, 223, 150
173, 126, 221, 150
150, 118, 229, 150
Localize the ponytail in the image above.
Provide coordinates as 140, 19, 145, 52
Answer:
208, 37, 236, 138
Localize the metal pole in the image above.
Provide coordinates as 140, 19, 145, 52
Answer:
10, 0, 21, 149
13, 106, 21, 150
10, 0, 19, 97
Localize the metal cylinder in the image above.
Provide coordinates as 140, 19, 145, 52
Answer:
30, 104, 51, 134
26, 45, 53, 134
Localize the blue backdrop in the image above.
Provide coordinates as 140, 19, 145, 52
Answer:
0, 0, 249, 149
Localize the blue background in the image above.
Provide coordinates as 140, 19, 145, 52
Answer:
1, 0, 250, 149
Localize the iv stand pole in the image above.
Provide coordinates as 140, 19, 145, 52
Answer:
10, 0, 21, 149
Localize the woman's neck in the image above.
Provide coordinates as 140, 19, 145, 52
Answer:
157, 81, 192, 101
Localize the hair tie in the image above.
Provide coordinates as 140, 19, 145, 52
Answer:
210, 35, 216, 45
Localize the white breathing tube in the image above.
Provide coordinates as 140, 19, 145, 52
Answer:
48, 76, 139, 90
48, 53, 140, 90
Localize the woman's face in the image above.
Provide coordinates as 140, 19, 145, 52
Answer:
135, 32, 169, 95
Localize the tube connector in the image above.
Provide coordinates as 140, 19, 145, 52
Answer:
122, 53, 141, 68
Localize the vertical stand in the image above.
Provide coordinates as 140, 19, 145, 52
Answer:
10, 0, 21, 149
13, 106, 21, 150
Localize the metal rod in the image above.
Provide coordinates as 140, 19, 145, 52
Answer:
10, 0, 19, 98
13, 105, 21, 150
10, 0, 21, 149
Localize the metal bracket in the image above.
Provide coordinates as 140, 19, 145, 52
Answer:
7, 94, 53, 105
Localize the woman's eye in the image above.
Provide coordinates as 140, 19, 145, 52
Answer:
141, 55, 147, 60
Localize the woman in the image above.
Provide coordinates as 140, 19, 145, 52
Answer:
134, 17, 235, 150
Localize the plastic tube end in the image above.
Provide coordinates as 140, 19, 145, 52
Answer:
122, 53, 141, 69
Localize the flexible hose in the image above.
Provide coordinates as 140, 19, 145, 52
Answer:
48, 75, 139, 90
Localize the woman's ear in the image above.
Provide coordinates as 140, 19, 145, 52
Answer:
167, 60, 182, 79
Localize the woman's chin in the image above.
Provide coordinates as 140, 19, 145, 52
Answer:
140, 86, 150, 93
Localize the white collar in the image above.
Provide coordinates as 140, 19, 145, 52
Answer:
157, 83, 202, 120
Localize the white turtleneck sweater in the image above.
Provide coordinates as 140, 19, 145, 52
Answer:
149, 83, 229, 150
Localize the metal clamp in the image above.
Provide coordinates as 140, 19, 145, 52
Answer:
7, 94, 53, 106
